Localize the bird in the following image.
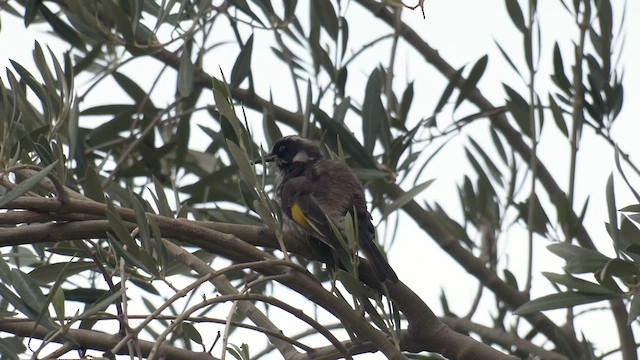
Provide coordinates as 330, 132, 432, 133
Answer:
254, 135, 398, 283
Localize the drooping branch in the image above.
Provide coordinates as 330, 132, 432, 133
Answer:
0, 319, 216, 360
0, 196, 519, 359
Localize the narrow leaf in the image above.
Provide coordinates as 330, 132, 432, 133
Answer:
505, 0, 526, 32
0, 161, 58, 207
226, 139, 257, 186
113, 72, 148, 104
29, 262, 95, 285
312, 0, 339, 40
455, 55, 488, 110
548, 95, 568, 137
543, 272, 618, 295
182, 322, 203, 345
515, 292, 613, 315
230, 34, 254, 89
362, 68, 387, 153
383, 179, 434, 217
178, 41, 194, 96
606, 173, 619, 253
434, 66, 464, 114
547, 242, 610, 263
552, 43, 572, 94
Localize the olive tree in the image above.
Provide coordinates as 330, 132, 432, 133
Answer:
0, 0, 636, 359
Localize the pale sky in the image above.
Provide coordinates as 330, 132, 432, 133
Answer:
1, 1, 639, 358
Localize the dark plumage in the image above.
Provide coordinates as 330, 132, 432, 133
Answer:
256, 135, 398, 283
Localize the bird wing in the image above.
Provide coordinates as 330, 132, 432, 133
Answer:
286, 192, 340, 249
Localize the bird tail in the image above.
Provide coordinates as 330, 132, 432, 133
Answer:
360, 233, 398, 283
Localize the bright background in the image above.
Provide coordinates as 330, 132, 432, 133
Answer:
1, 1, 639, 358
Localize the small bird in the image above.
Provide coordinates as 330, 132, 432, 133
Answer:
254, 135, 398, 283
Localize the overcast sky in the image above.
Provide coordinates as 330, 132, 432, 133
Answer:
1, 1, 639, 358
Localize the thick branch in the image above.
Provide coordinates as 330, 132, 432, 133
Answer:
0, 197, 518, 359
0, 319, 216, 360
0, 197, 403, 359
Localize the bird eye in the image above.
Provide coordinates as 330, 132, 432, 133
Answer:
279, 145, 286, 153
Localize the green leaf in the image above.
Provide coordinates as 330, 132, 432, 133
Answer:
383, 179, 434, 218
0, 282, 39, 320
313, 0, 339, 40
106, 232, 145, 270
11, 269, 51, 327
362, 68, 389, 153
620, 204, 640, 213
340, 16, 349, 60
227, 0, 264, 26
24, 0, 40, 27
543, 272, 618, 295
596, 0, 612, 75
399, 81, 414, 126
514, 292, 614, 315
28, 262, 96, 285
628, 292, 640, 324
113, 71, 149, 105
337, 270, 366, 298
131, 190, 152, 252
226, 139, 257, 186
548, 95, 568, 137
182, 322, 203, 345
178, 40, 194, 96
524, 27, 533, 72
238, 178, 259, 213
606, 173, 620, 253
71, 286, 126, 321
262, 105, 282, 146
39, 3, 85, 49
468, 137, 503, 186
600, 258, 640, 279
312, 106, 377, 168
620, 217, 640, 256
284, 0, 298, 20
51, 287, 65, 326
0, 257, 11, 283
0, 338, 24, 359
100, 0, 134, 43
0, 161, 58, 207
548, 243, 610, 274
552, 43, 572, 95
362, 297, 389, 333
503, 269, 519, 290
548, 242, 610, 262
212, 84, 246, 145
455, 55, 488, 110
63, 288, 109, 303
106, 199, 140, 258
151, 175, 173, 217
434, 66, 464, 114
505, 0, 526, 32
504, 84, 531, 137
9, 61, 50, 114
489, 126, 508, 164
494, 39, 522, 78
227, 343, 251, 360
231, 34, 254, 89
148, 217, 168, 276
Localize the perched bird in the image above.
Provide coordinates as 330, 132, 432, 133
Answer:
254, 135, 398, 283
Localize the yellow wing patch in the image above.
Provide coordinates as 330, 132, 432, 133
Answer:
291, 202, 323, 236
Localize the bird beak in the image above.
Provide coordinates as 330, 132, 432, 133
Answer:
252, 154, 276, 165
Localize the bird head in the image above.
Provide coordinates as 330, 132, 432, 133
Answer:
254, 136, 323, 171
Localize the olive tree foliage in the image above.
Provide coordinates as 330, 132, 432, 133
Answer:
0, 0, 635, 359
